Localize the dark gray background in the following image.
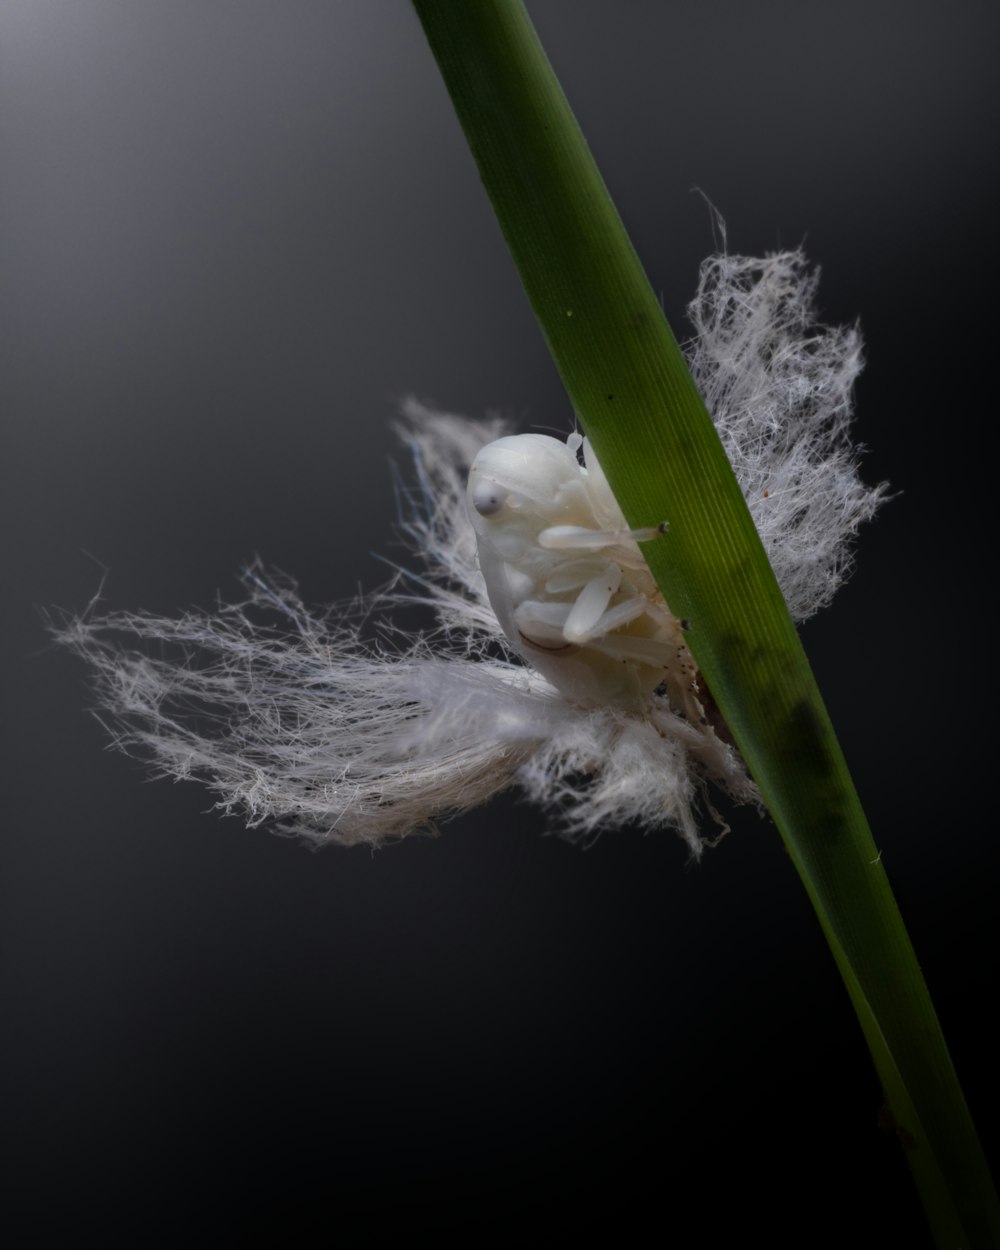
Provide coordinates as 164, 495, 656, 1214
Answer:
3, 1, 996, 1242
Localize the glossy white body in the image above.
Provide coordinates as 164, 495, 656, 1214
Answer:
468, 432, 696, 709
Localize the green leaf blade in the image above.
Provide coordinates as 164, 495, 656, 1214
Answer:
412, 2, 998, 1244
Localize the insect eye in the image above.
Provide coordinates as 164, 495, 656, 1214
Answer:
472, 479, 508, 517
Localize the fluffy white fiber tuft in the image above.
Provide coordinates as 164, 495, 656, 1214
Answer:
61, 250, 883, 854
686, 250, 888, 620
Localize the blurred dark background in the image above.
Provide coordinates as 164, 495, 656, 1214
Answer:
2, 1, 996, 1242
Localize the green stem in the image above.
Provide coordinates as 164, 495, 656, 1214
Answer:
411, 1, 997, 1245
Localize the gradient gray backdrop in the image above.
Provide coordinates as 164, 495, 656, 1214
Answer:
3, 2, 997, 1243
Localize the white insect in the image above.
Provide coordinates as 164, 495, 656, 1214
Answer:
467, 431, 699, 711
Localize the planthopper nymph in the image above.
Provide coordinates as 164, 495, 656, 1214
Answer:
467, 431, 700, 713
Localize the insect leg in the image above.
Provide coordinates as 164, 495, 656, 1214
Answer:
563, 565, 623, 642
537, 524, 661, 551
